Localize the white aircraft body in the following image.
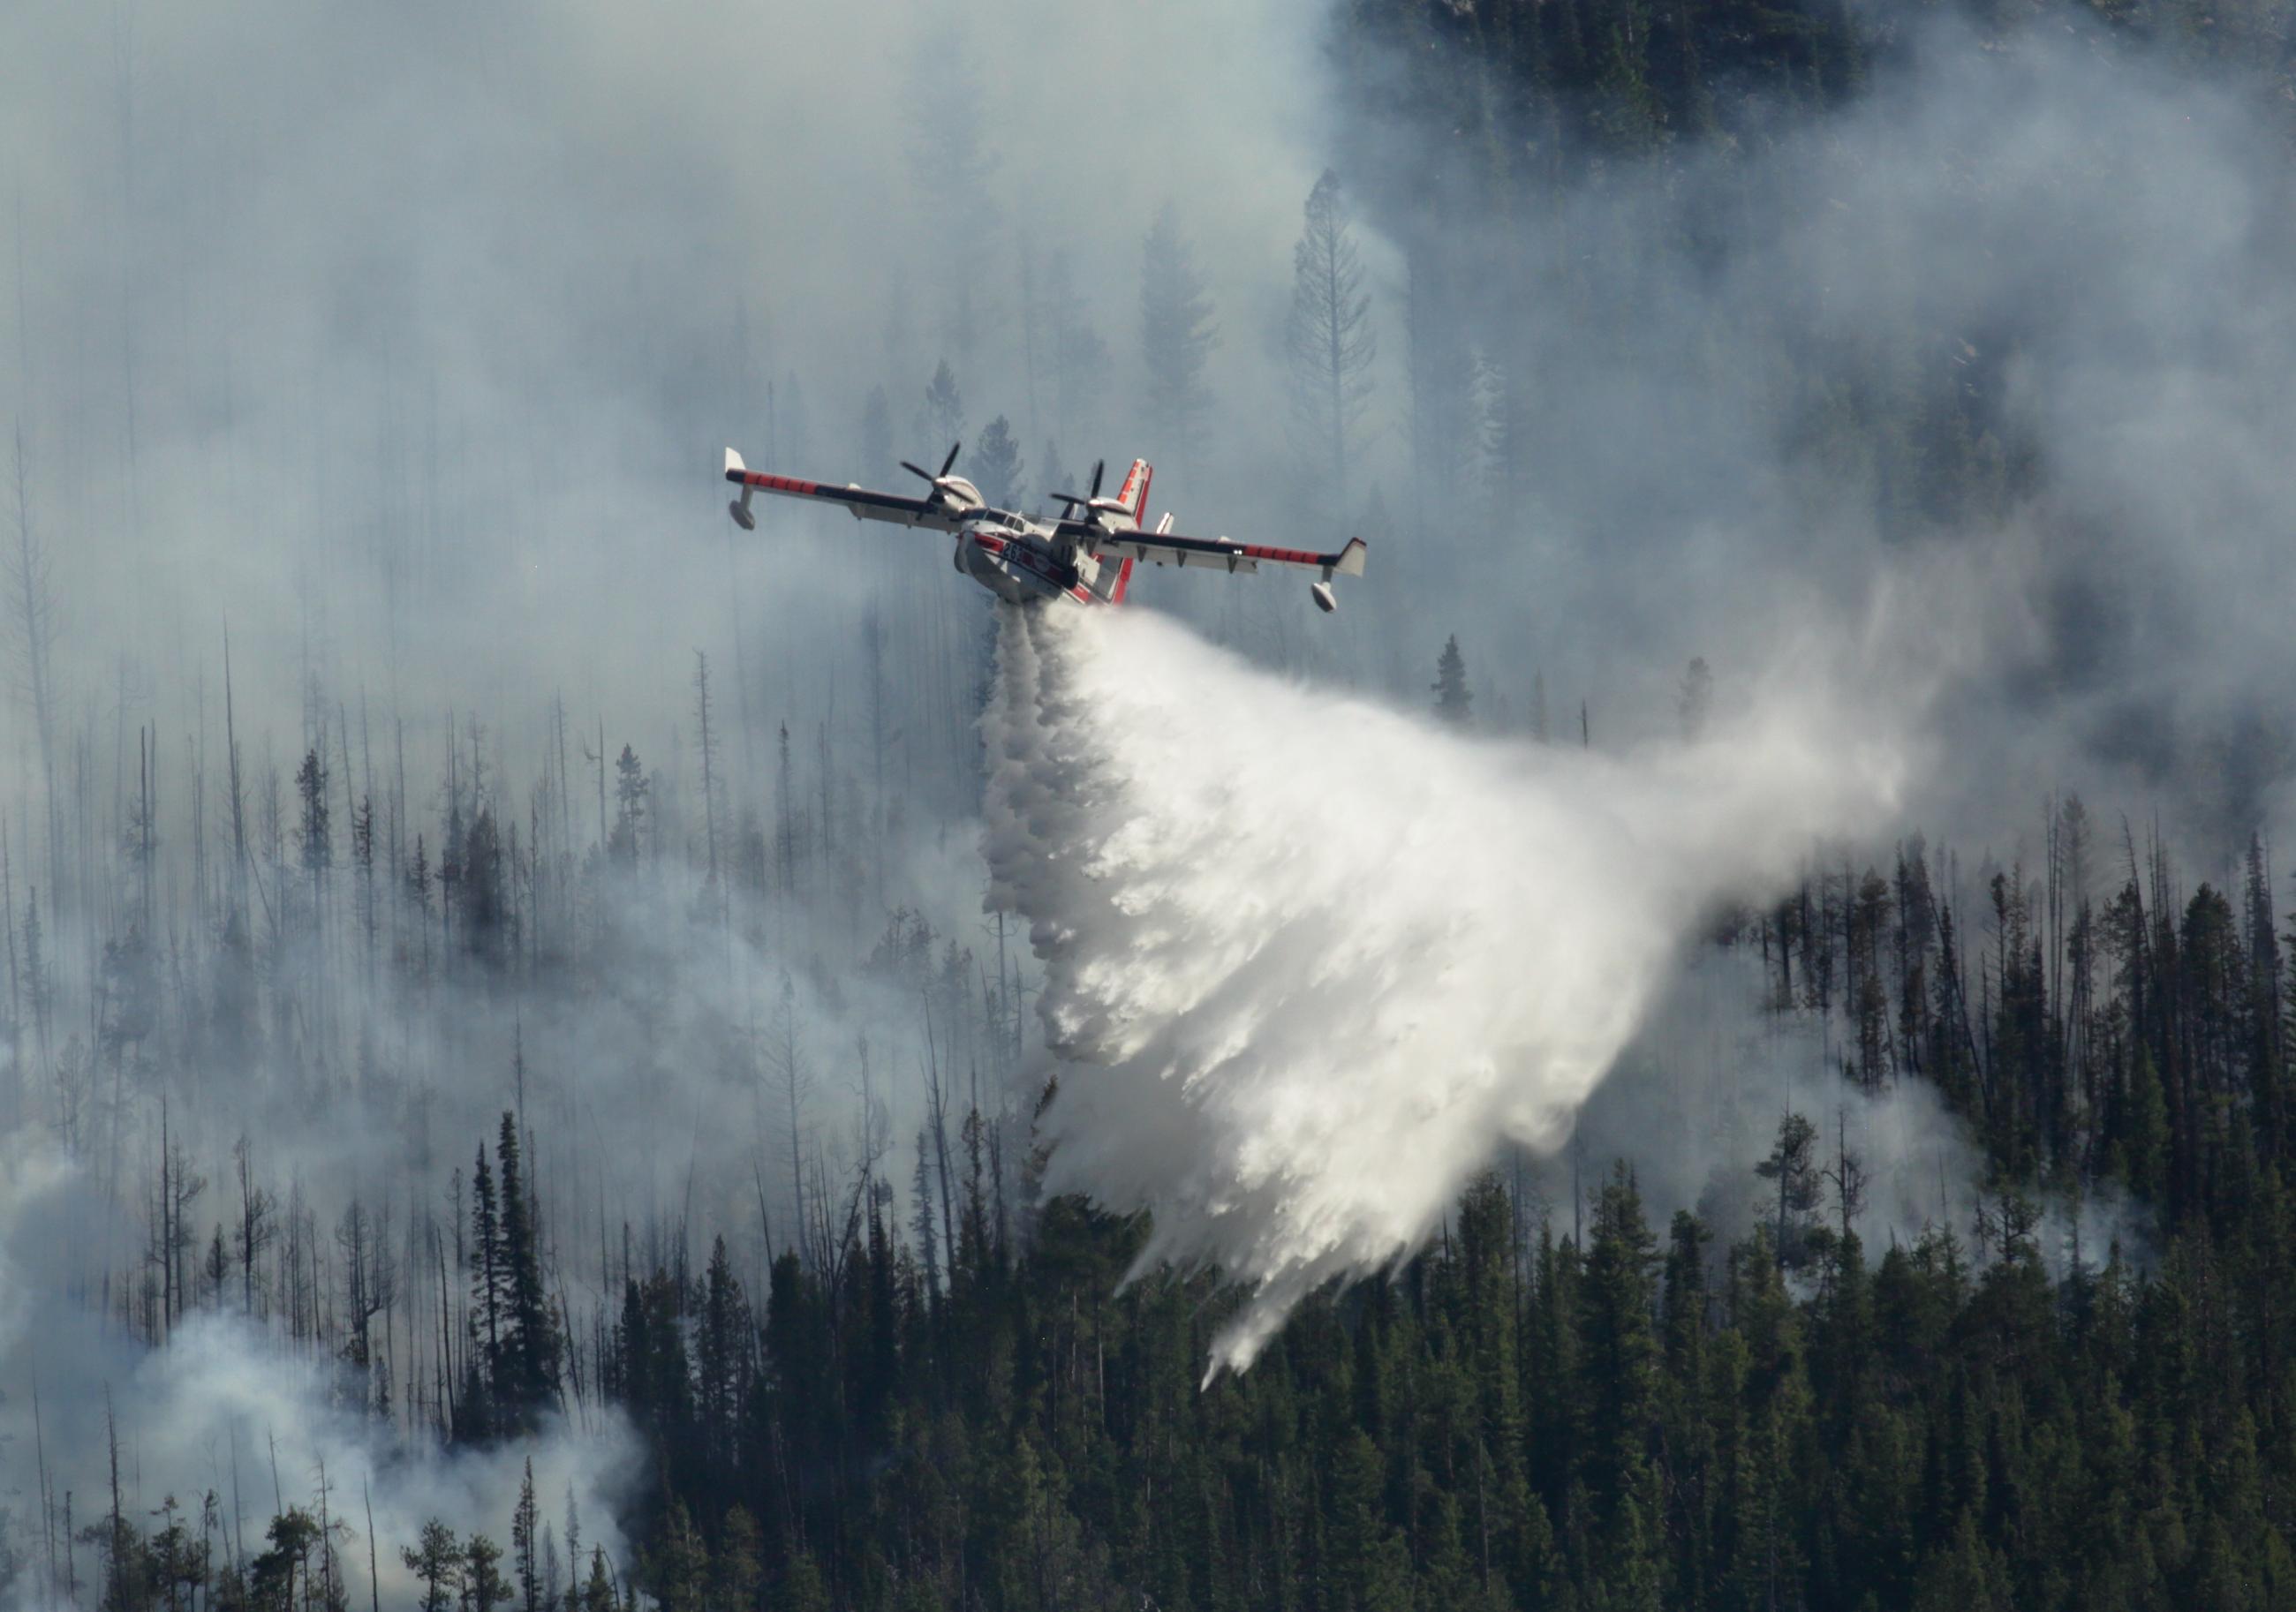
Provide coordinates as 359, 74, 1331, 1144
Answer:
722, 443, 1368, 614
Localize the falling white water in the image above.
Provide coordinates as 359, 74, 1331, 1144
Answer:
982, 601, 1911, 1375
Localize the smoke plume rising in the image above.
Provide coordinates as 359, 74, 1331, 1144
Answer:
0, 1134, 638, 1612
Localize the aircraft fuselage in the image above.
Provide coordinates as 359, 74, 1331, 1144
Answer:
954, 516, 1129, 606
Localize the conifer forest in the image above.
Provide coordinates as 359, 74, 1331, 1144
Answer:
8, 0, 2296, 1608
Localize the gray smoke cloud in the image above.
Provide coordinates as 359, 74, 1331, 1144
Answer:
1575, 949, 2150, 1271
0, 0, 2274, 1566
1339, 17, 2296, 861
0, 0, 1355, 1572
0, 1134, 636, 1612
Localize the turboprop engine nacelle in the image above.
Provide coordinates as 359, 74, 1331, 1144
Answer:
924, 475, 986, 518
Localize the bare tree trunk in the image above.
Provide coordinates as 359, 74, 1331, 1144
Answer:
8, 428, 60, 925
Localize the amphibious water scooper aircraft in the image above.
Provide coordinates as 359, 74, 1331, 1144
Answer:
722, 443, 1369, 613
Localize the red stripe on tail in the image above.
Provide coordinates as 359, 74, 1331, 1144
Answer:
1116, 459, 1152, 526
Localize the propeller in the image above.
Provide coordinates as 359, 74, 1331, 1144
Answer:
900, 441, 963, 486
1051, 459, 1109, 514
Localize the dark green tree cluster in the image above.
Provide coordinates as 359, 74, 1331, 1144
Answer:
539, 1124, 2296, 1612
1743, 815, 2289, 1232
458, 1111, 563, 1443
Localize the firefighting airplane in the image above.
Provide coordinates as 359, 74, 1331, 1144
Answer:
721, 442, 1368, 613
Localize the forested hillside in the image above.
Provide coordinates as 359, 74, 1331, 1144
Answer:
41, 814, 2296, 1612
22, 676, 2296, 1612
11, 0, 2296, 1607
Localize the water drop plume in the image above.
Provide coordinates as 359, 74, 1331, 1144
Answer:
982, 601, 1907, 1375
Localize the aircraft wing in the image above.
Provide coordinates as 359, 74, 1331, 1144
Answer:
1069, 524, 1368, 578
724, 449, 967, 532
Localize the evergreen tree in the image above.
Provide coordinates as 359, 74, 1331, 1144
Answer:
1433, 635, 1472, 727
403, 1521, 462, 1612
461, 810, 507, 968
495, 1113, 559, 1425
1756, 1111, 1822, 1267
643, 1500, 706, 1612
608, 745, 646, 867
454, 1149, 510, 1444
513, 1462, 540, 1612
1579, 1165, 1662, 1545
971, 415, 1024, 508
296, 747, 331, 925
1286, 169, 1376, 512
579, 1549, 614, 1612
923, 359, 964, 450
1139, 203, 1218, 460
858, 384, 893, 478
464, 1535, 510, 1612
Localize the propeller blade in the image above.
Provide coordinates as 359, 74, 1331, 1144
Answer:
1050, 492, 1086, 509
940, 441, 961, 476
1089, 459, 1105, 497
900, 461, 932, 482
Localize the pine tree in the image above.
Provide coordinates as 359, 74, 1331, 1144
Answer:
695, 1235, 751, 1480
1579, 1164, 1661, 1542
495, 1113, 559, 1424
579, 1549, 615, 1612
405, 837, 434, 979
513, 1462, 540, 1612
404, 1525, 461, 1612
465, 1143, 504, 1437
1756, 1111, 1822, 1267
923, 359, 965, 451
461, 810, 507, 968
1433, 636, 1472, 727
608, 746, 646, 867
1041, 250, 1109, 451
464, 1535, 510, 1612
250, 1510, 322, 1612
971, 416, 1024, 508
644, 1501, 707, 1612
1139, 203, 1218, 460
858, 385, 893, 479
296, 747, 331, 915
1286, 169, 1376, 512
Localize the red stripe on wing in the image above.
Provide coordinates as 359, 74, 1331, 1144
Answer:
742, 472, 822, 495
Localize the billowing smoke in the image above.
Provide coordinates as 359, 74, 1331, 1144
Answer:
1579, 949, 2149, 1272
984, 598, 1912, 1373
0, 0, 2270, 1586
0, 1136, 638, 1612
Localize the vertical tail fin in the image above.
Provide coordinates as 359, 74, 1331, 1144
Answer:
1114, 459, 1152, 528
